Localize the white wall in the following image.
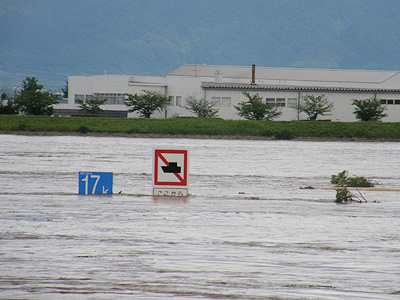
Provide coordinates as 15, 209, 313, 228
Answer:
376, 93, 400, 122
163, 76, 203, 118
67, 73, 400, 122
68, 75, 167, 112
317, 92, 400, 122
199, 89, 400, 122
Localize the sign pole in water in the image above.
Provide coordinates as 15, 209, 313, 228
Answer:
153, 149, 189, 196
79, 171, 113, 195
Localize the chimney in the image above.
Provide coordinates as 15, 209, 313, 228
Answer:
251, 64, 256, 85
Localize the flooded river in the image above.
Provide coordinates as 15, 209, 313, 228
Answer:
0, 134, 399, 299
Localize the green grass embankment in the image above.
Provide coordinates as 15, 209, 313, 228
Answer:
1, 115, 399, 140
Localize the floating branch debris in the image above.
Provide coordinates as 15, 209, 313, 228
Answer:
335, 187, 368, 204
331, 170, 374, 204
330, 170, 375, 188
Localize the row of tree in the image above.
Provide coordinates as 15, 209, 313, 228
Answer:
124, 90, 387, 122
295, 94, 387, 122
1, 77, 387, 122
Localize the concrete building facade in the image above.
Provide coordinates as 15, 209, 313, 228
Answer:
59, 64, 400, 121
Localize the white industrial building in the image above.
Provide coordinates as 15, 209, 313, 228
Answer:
58, 64, 400, 122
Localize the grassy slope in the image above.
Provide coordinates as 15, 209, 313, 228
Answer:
1, 115, 400, 140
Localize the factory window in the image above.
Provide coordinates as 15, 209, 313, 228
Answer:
176, 96, 183, 107
387, 99, 394, 105
74, 94, 85, 103
276, 98, 286, 107
266, 98, 286, 107
395, 100, 400, 105
93, 93, 125, 105
168, 96, 174, 106
211, 97, 220, 106
266, 98, 275, 105
211, 97, 231, 107
288, 98, 297, 107
381, 99, 387, 104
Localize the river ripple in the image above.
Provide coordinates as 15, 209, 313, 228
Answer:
0, 134, 399, 299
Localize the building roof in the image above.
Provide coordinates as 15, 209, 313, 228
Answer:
169, 64, 400, 87
201, 82, 400, 93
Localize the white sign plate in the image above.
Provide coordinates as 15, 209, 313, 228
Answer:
153, 149, 189, 196
153, 188, 189, 197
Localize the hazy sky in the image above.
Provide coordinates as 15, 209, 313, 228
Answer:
1, 0, 400, 90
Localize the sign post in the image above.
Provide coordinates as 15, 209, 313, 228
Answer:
153, 149, 189, 196
79, 171, 113, 195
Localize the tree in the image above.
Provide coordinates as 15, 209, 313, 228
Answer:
0, 100, 19, 115
352, 97, 387, 121
185, 96, 219, 117
125, 90, 169, 118
0, 92, 18, 115
295, 94, 334, 120
234, 92, 282, 121
22, 76, 43, 92
76, 97, 107, 115
15, 77, 59, 115
62, 80, 68, 98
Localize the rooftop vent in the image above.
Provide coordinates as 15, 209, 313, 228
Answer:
215, 70, 223, 83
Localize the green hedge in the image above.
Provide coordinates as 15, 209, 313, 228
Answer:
1, 115, 399, 140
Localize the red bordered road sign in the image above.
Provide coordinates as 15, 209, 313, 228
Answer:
153, 149, 189, 186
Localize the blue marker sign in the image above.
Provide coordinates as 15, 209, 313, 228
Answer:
79, 172, 113, 195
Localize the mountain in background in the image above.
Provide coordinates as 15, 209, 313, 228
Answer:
1, 0, 400, 92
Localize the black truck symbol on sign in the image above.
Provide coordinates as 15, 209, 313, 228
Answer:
162, 162, 181, 174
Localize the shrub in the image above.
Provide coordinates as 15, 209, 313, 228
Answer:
76, 97, 107, 115
263, 129, 274, 137
295, 94, 334, 121
125, 90, 169, 118
234, 92, 282, 121
185, 96, 219, 118
17, 123, 29, 131
77, 125, 90, 134
352, 98, 387, 122
275, 130, 294, 140
1, 116, 399, 140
